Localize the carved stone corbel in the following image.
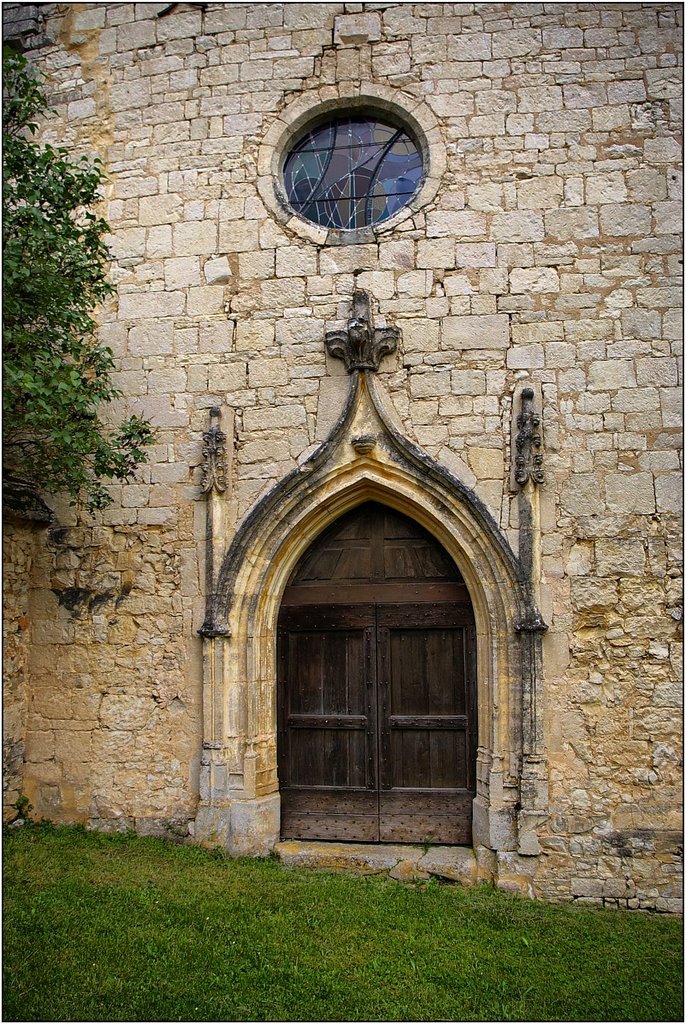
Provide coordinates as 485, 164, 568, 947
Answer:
325, 288, 399, 373
514, 386, 544, 487
201, 406, 227, 494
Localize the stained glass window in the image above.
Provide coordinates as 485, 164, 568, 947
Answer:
283, 117, 423, 231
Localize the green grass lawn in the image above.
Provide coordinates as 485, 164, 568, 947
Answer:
3, 824, 682, 1022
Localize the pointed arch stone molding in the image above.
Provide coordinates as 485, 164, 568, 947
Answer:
195, 371, 548, 858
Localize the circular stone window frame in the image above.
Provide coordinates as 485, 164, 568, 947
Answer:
257, 83, 446, 247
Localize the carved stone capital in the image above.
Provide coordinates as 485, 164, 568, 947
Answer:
325, 288, 399, 373
514, 387, 544, 487
198, 622, 231, 639
515, 610, 549, 634
201, 406, 227, 494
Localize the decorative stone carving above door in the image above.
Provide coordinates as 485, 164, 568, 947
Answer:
195, 292, 547, 862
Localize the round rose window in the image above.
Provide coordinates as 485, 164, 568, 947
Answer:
282, 117, 423, 231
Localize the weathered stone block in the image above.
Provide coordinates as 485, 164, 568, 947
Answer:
467, 447, 504, 480
613, 390, 662, 418
605, 473, 656, 515
442, 315, 510, 349
418, 846, 478, 885
110, 79, 152, 113
492, 28, 541, 58
492, 212, 544, 243
518, 86, 564, 113
410, 370, 451, 398
560, 474, 604, 516
173, 222, 218, 256
235, 320, 275, 351
187, 287, 225, 316
644, 137, 682, 164
564, 84, 608, 109
334, 13, 381, 45
507, 343, 545, 369
545, 208, 599, 241
600, 204, 652, 237
67, 99, 96, 121
261, 278, 306, 308
276, 247, 317, 278
117, 21, 156, 51
510, 268, 560, 293
156, 10, 202, 42
588, 361, 636, 392
248, 359, 290, 389
448, 33, 491, 61
204, 257, 232, 286
219, 220, 260, 254
239, 251, 275, 280
139, 195, 183, 227
454, 242, 496, 268
516, 177, 563, 210
542, 27, 583, 48
99, 696, 151, 732
506, 113, 535, 136
118, 291, 185, 321
163, 257, 200, 290
596, 539, 646, 577
622, 309, 662, 340
427, 210, 487, 239
655, 475, 683, 513
513, 322, 564, 344
585, 173, 628, 205
571, 877, 604, 897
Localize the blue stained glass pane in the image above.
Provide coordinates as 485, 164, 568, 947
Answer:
283, 116, 423, 230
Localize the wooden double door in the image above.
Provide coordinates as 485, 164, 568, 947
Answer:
277, 503, 477, 845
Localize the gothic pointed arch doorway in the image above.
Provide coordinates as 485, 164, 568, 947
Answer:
277, 501, 477, 845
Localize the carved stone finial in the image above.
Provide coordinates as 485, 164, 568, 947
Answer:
201, 406, 227, 494
351, 435, 376, 455
325, 288, 399, 373
514, 387, 544, 487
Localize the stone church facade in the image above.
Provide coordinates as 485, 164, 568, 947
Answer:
2, 2, 682, 911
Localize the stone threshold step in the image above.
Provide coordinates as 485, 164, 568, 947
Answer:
274, 839, 480, 884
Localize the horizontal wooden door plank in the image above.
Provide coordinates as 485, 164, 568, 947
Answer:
279, 604, 375, 629
283, 788, 379, 810
281, 786, 380, 842
377, 603, 476, 628
280, 813, 380, 843
379, 815, 472, 844
389, 715, 468, 730
281, 582, 471, 605
379, 789, 473, 844
287, 714, 368, 730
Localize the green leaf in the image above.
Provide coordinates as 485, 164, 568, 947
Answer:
2, 47, 153, 510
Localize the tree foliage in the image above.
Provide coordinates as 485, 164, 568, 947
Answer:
2, 47, 153, 510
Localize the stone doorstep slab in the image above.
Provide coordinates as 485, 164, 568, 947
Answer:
274, 840, 479, 885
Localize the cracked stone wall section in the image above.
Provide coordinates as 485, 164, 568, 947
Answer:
2, 3, 682, 907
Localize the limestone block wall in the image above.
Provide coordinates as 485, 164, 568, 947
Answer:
2, 2, 682, 908
3, 524, 38, 816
